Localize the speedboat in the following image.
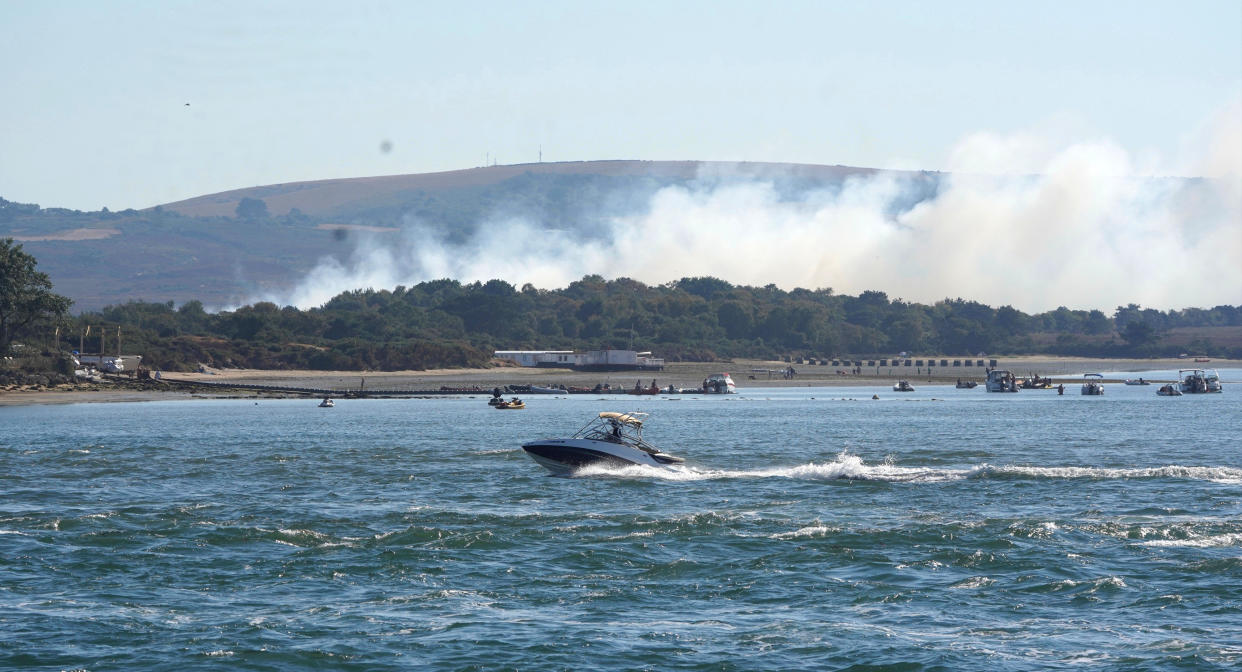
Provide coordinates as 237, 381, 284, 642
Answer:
1081, 373, 1104, 396
1157, 383, 1182, 397
1179, 369, 1222, 394
893, 380, 914, 392
703, 373, 736, 394
318, 398, 334, 407
522, 412, 685, 476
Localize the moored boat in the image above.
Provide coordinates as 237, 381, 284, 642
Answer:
702, 373, 736, 394
955, 379, 978, 389
1081, 373, 1104, 396
1179, 369, 1222, 394
628, 379, 660, 395
1020, 374, 1053, 389
1157, 384, 1182, 397
893, 380, 914, 392
985, 369, 1019, 393
495, 397, 526, 409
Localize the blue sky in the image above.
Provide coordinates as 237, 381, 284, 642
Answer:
2, 0, 1240, 211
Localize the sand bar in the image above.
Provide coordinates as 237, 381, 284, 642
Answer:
1, 357, 1231, 407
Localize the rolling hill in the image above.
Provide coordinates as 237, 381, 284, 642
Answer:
2, 160, 923, 311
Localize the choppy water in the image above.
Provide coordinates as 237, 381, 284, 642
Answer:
3, 378, 1240, 670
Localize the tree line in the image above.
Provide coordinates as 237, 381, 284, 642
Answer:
3, 239, 1240, 371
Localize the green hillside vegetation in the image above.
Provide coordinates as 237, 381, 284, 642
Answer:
42, 276, 1242, 372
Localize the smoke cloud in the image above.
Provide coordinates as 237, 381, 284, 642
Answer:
263, 106, 1241, 314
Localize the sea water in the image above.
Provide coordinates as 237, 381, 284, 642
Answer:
2, 377, 1240, 671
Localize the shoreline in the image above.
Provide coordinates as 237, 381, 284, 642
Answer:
1, 356, 1233, 407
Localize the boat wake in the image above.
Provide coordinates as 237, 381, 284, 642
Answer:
971, 464, 1242, 483
570, 454, 1242, 484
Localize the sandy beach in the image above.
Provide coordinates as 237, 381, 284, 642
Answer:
1, 356, 1230, 407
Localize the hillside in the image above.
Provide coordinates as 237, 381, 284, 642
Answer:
1, 161, 914, 311
159, 160, 882, 218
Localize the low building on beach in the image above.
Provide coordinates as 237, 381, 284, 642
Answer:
493, 349, 664, 371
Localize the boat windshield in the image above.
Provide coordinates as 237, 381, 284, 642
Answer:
574, 412, 659, 453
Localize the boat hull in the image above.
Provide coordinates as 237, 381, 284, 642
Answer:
521, 438, 678, 476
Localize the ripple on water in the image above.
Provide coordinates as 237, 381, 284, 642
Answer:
1, 392, 1240, 670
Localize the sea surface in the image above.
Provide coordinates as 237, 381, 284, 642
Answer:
3, 374, 1241, 671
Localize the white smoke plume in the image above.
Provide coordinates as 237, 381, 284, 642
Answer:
264, 106, 1241, 313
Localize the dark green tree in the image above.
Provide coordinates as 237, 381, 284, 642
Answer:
235, 197, 269, 220
1121, 320, 1157, 347
0, 238, 73, 354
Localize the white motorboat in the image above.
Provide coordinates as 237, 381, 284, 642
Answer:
702, 373, 736, 394
985, 369, 1019, 392
1157, 383, 1182, 397
1081, 373, 1104, 396
1124, 378, 1150, 386
1179, 369, 1223, 394
319, 398, 335, 407
893, 380, 914, 392
522, 412, 685, 476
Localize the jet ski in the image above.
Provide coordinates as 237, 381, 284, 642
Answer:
522, 412, 684, 476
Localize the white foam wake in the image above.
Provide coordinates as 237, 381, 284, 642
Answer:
972, 465, 1242, 484
569, 455, 1242, 484
573, 452, 962, 482
1140, 533, 1242, 548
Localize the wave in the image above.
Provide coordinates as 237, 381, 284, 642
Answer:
572, 453, 945, 482
1140, 533, 1242, 548
570, 454, 1242, 484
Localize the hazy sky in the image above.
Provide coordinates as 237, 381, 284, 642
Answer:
2, 0, 1239, 212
